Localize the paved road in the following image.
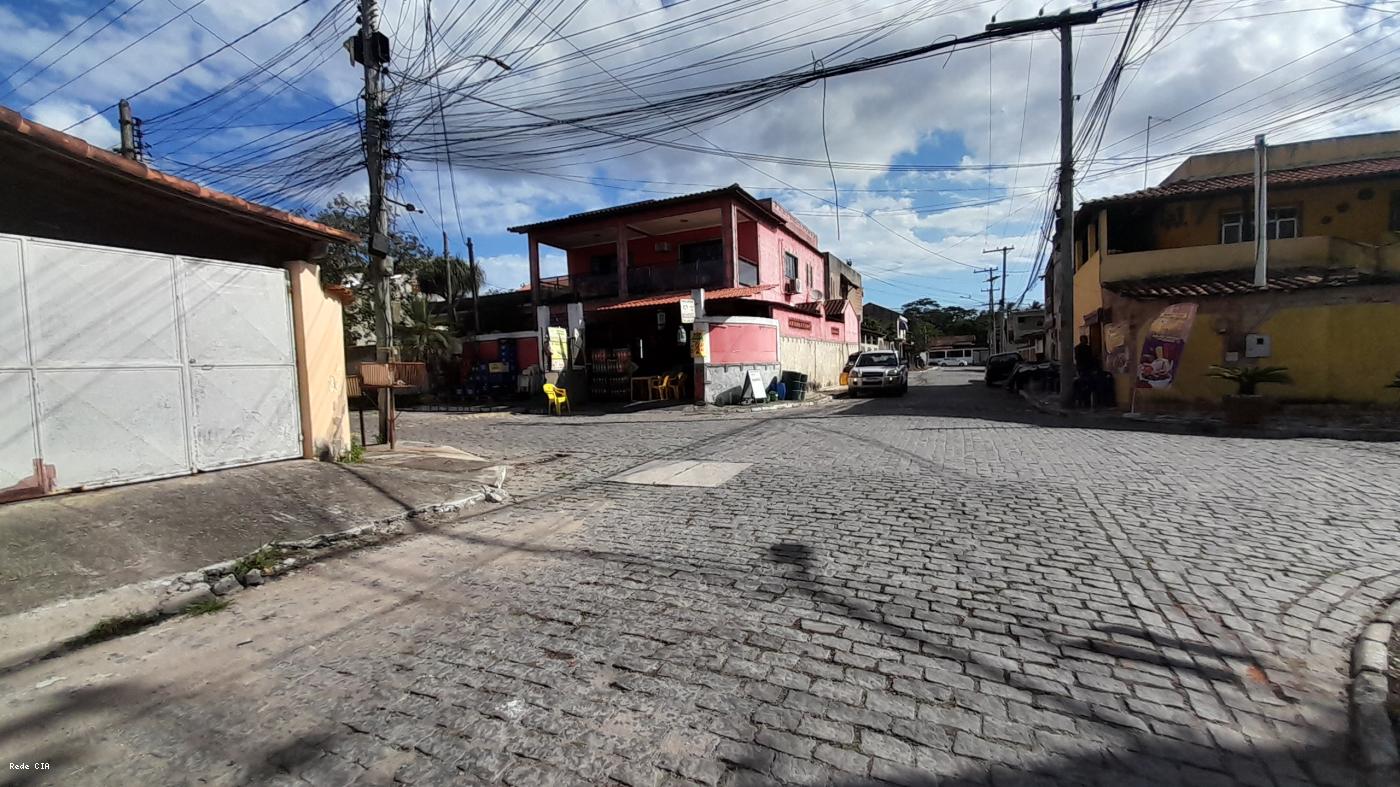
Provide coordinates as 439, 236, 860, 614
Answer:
4, 370, 1399, 786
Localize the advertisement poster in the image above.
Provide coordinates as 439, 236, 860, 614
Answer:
1136, 303, 1198, 389
547, 326, 568, 372
1103, 322, 1131, 375
689, 325, 708, 360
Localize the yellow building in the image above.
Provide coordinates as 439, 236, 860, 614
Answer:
1069, 131, 1400, 409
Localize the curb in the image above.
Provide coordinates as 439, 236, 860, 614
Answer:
1350, 598, 1400, 786
0, 480, 506, 672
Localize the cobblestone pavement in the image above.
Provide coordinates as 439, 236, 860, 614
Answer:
4, 369, 1400, 786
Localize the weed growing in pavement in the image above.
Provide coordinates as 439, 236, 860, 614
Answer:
70, 611, 162, 647
184, 597, 230, 616
232, 546, 285, 580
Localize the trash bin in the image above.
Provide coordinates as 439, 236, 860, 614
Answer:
786, 381, 807, 401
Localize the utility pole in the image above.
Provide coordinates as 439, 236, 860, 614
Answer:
1253, 134, 1269, 287
1145, 115, 1169, 188
351, 0, 394, 442
467, 237, 480, 334
983, 246, 1013, 353
442, 230, 456, 327
118, 99, 137, 160
982, 268, 998, 356
988, 7, 1104, 407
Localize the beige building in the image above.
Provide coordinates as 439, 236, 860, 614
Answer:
0, 107, 357, 501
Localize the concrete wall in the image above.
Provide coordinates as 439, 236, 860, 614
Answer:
704, 362, 780, 405
779, 336, 857, 391
1104, 284, 1400, 407
287, 261, 351, 460
709, 321, 778, 364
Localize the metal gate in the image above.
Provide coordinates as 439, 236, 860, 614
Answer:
0, 234, 301, 498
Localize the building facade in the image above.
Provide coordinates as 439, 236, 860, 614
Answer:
1069, 131, 1400, 408
509, 186, 860, 404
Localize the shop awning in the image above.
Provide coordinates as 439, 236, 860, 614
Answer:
594, 284, 776, 311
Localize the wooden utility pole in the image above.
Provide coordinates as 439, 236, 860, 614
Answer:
118, 99, 137, 160
352, 0, 394, 441
987, 8, 1104, 407
983, 246, 1013, 353
467, 237, 480, 333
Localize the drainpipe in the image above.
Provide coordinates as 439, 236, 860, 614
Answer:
1253, 134, 1268, 288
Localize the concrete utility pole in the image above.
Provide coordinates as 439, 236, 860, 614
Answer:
442, 230, 456, 326
118, 99, 137, 160
982, 268, 998, 355
988, 7, 1104, 407
1253, 134, 1269, 288
983, 246, 1013, 353
352, 0, 394, 441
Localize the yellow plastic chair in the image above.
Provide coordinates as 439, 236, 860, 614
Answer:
648, 375, 671, 401
543, 383, 570, 415
667, 373, 687, 401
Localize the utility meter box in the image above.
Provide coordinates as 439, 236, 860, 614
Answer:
1245, 333, 1272, 358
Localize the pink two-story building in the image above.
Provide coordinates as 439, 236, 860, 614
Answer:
508, 185, 861, 404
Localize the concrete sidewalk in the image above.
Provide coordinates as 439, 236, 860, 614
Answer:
0, 442, 501, 618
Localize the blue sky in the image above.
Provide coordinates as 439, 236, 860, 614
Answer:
3, 0, 1398, 311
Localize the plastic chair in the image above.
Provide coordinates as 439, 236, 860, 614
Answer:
667, 373, 687, 401
543, 383, 570, 415
648, 375, 671, 401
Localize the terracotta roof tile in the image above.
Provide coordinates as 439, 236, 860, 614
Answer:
594, 284, 776, 311
0, 106, 358, 245
1104, 267, 1390, 299
1088, 156, 1400, 206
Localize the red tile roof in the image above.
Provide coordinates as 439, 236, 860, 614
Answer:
0, 106, 358, 244
594, 284, 776, 311
1104, 267, 1389, 299
1087, 156, 1400, 206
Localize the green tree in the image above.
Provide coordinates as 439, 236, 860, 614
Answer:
308, 195, 437, 344
900, 298, 989, 347
397, 296, 451, 362
417, 253, 486, 334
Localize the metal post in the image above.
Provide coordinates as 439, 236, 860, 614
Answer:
983, 268, 998, 356
467, 237, 480, 334
1145, 115, 1168, 188
1254, 134, 1269, 288
1056, 21, 1076, 407
118, 99, 136, 160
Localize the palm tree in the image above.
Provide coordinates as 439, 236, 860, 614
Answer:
397, 296, 451, 362
417, 254, 486, 335
1206, 365, 1293, 396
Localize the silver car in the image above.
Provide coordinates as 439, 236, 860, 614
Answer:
847, 351, 908, 397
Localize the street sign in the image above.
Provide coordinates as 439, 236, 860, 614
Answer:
741, 370, 766, 402
679, 297, 696, 324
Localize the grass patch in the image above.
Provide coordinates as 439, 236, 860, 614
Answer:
338, 438, 365, 464
69, 611, 162, 648
232, 546, 285, 580
184, 597, 230, 616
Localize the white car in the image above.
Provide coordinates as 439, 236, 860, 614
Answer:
847, 351, 909, 396
937, 358, 970, 367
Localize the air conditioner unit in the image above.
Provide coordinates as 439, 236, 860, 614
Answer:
784, 278, 802, 294
654, 242, 671, 252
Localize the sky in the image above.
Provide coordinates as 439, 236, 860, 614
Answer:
3, 0, 1399, 311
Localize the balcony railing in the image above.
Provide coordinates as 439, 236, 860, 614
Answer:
538, 273, 619, 301
628, 258, 727, 294
1099, 235, 1376, 283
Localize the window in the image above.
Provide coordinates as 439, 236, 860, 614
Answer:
1221, 208, 1300, 244
680, 239, 722, 267
784, 252, 798, 280
1390, 191, 1400, 231
806, 264, 813, 288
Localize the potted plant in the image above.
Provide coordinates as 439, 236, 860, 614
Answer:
1206, 365, 1292, 426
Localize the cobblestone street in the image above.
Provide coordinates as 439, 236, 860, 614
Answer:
4, 370, 1400, 786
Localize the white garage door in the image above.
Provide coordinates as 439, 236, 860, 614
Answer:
0, 234, 301, 495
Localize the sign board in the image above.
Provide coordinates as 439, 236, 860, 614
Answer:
1136, 303, 1198, 389
488, 362, 507, 373
546, 326, 568, 372
741, 370, 767, 402
689, 325, 708, 359
679, 297, 696, 324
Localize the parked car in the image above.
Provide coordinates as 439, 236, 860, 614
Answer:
840, 352, 860, 386
937, 358, 970, 368
847, 351, 908, 397
984, 352, 1022, 387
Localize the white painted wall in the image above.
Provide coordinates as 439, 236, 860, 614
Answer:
779, 337, 857, 390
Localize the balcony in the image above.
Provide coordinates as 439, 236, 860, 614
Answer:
1100, 236, 1378, 283
538, 273, 618, 301
628, 258, 728, 295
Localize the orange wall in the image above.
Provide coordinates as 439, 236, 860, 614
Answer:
1134, 177, 1398, 249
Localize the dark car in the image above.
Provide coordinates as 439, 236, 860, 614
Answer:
984, 352, 1022, 387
